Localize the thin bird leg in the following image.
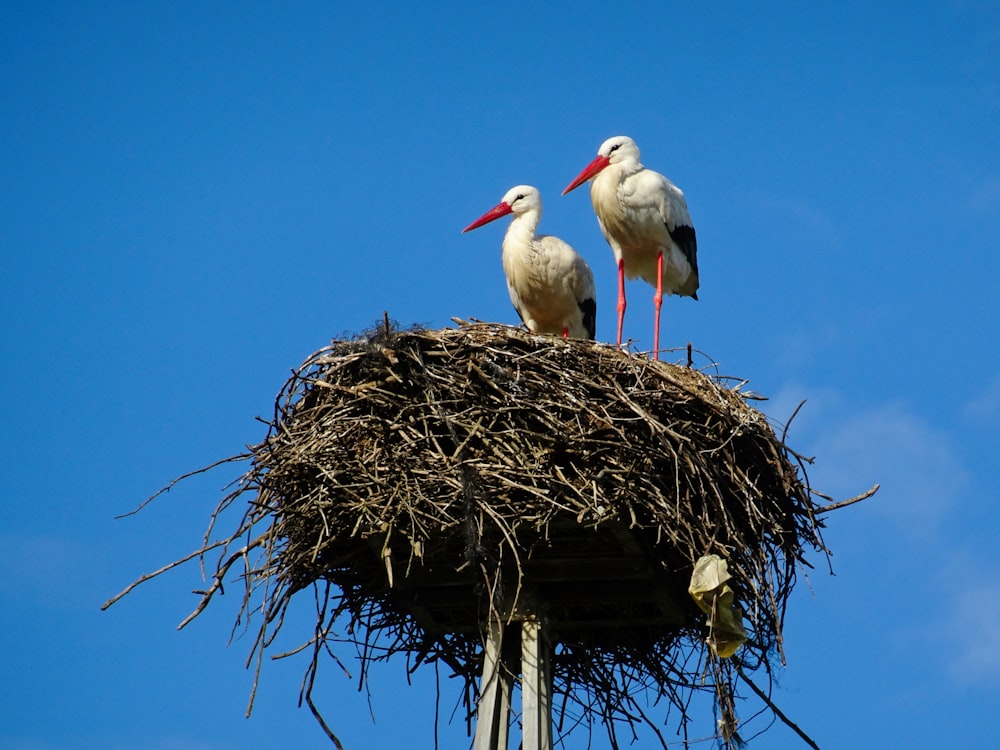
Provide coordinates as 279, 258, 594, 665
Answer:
616, 257, 627, 348
653, 249, 664, 360
562, 326, 569, 339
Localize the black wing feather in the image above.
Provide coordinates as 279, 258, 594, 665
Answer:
578, 297, 597, 340
667, 223, 698, 277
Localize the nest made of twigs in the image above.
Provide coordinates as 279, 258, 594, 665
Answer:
107, 318, 876, 749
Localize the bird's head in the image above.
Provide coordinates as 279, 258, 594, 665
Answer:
502, 185, 542, 217
562, 135, 640, 194
462, 185, 541, 232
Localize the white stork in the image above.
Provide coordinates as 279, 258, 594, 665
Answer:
563, 135, 698, 359
463, 185, 596, 340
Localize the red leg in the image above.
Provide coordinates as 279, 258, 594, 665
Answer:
616, 257, 627, 348
653, 250, 664, 360
562, 326, 569, 339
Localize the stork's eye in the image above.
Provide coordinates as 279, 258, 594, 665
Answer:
609, 143, 621, 153
515, 194, 525, 201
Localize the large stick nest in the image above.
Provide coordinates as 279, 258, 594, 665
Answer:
108, 319, 873, 748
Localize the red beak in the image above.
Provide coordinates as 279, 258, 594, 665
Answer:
462, 201, 513, 233
562, 154, 611, 195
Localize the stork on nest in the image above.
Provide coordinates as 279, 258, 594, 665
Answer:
104, 317, 876, 749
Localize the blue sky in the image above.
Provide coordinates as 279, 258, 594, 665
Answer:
2, 2, 998, 748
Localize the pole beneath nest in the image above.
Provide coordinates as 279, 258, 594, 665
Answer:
521, 617, 552, 750
473, 600, 553, 750
473, 616, 514, 750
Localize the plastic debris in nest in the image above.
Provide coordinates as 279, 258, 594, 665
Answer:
689, 554, 748, 659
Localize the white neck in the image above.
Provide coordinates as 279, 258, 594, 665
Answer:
503, 208, 540, 249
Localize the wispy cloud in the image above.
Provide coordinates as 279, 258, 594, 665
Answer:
766, 387, 968, 535
769, 324, 847, 373
762, 382, 846, 441
962, 370, 1000, 424
923, 552, 1000, 689
943, 581, 1000, 686
768, 384, 994, 688
819, 402, 966, 531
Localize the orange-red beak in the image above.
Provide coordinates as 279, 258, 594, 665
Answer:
462, 201, 513, 233
562, 154, 611, 195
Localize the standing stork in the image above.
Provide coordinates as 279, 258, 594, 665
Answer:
463, 185, 596, 340
563, 136, 698, 359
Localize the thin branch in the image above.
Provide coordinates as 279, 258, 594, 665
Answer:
101, 538, 229, 610
735, 662, 820, 750
115, 454, 251, 519
814, 484, 880, 514
780, 400, 807, 445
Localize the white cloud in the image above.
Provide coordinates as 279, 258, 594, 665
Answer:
963, 371, 1000, 423
923, 552, 1000, 689
762, 382, 846, 442
769, 324, 847, 373
765, 388, 968, 535
766, 386, 993, 688
943, 580, 1000, 686
819, 403, 966, 528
